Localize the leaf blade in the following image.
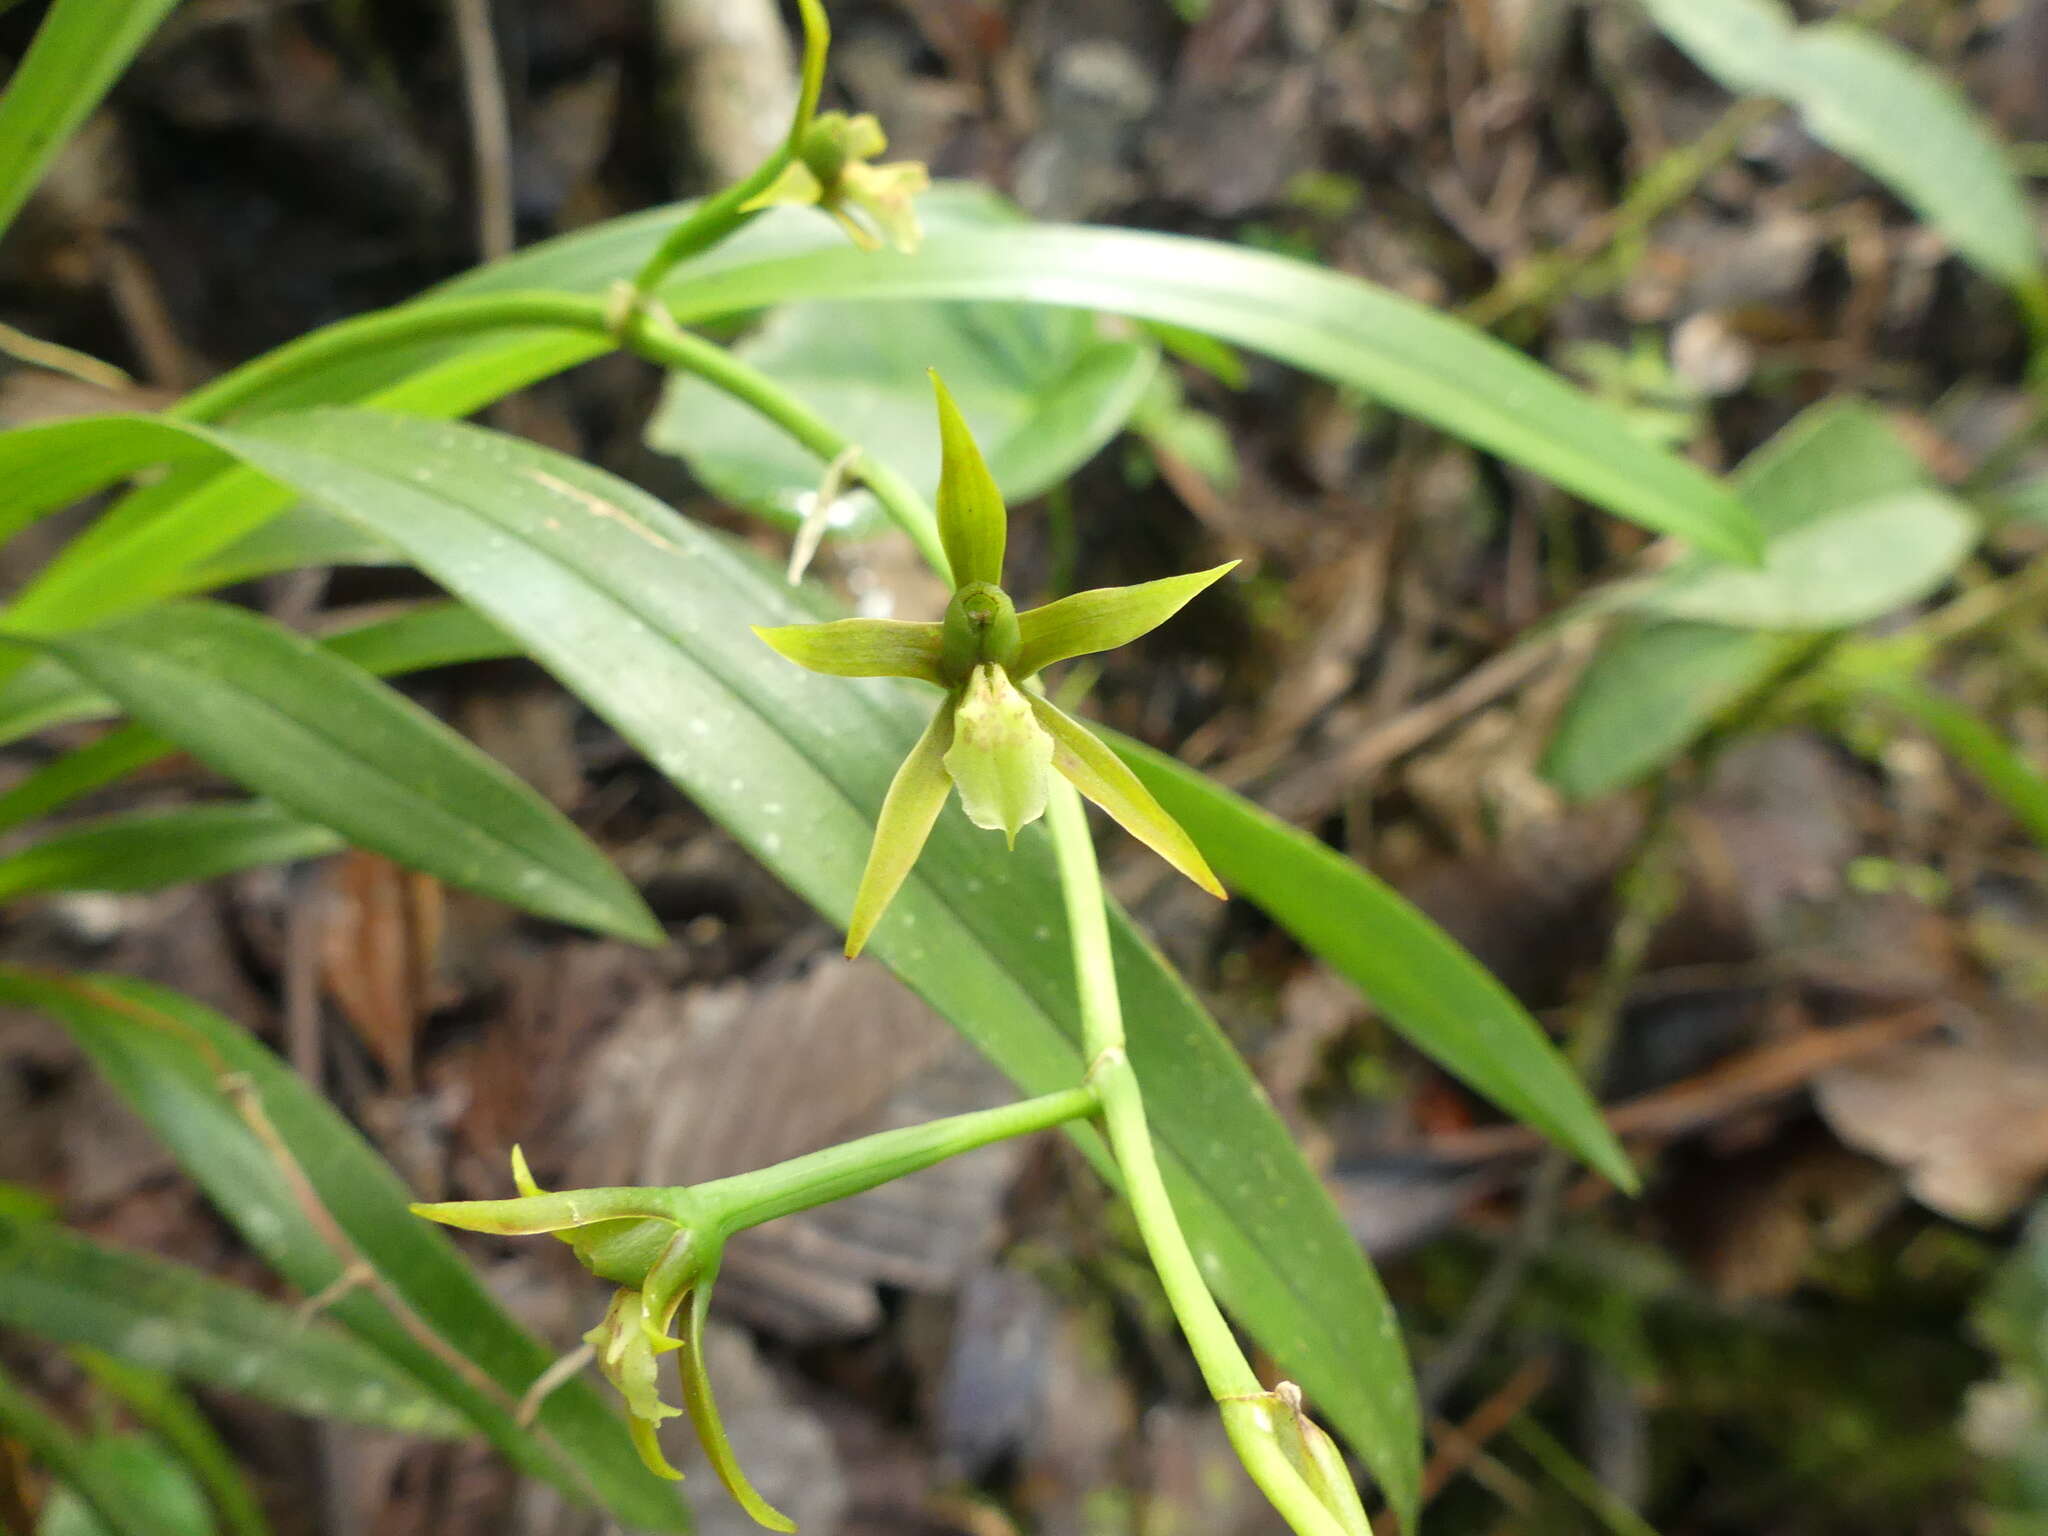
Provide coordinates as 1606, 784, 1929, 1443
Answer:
0, 803, 342, 901
0, 0, 183, 244
1111, 733, 1637, 1191
1641, 0, 2041, 288
20, 601, 658, 944
0, 1215, 467, 1434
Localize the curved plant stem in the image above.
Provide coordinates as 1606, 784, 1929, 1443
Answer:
624, 307, 951, 580
628, 0, 830, 294
168, 288, 949, 579
1044, 777, 1352, 1536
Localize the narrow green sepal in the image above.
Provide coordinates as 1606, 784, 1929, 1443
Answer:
944, 665, 1054, 847
1012, 562, 1239, 679
846, 701, 956, 956
510, 1144, 544, 1198
1029, 695, 1224, 898
408, 1187, 675, 1238
680, 1276, 796, 1532
931, 372, 1007, 590
753, 619, 946, 685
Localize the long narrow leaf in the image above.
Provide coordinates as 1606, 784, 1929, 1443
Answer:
1641, 0, 2041, 288
653, 230, 1759, 560
0, 968, 685, 1530
1111, 733, 1636, 1190
0, 600, 513, 753
17, 602, 658, 943
0, 802, 341, 900
11, 190, 1755, 598
0, 0, 183, 243
0, 603, 519, 834
188, 407, 1424, 1520
0, 1215, 466, 1434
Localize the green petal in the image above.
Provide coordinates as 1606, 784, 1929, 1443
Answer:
845, 702, 956, 957
1013, 562, 1238, 679
639, 1228, 709, 1350
931, 372, 1006, 589
1029, 695, 1224, 898
752, 619, 946, 685
583, 1290, 684, 1481
943, 664, 1053, 847
680, 1279, 796, 1532
842, 160, 930, 255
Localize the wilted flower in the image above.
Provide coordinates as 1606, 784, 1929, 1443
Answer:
412, 1150, 794, 1532
755, 373, 1234, 957
743, 111, 929, 254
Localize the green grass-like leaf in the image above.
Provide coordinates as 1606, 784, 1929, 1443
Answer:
0, 1215, 467, 1434
1112, 733, 1637, 1190
16, 601, 658, 944
0, 0, 183, 244
1641, 0, 2042, 289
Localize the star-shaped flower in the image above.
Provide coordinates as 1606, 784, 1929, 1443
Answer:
756, 374, 1235, 957
413, 1152, 794, 1532
743, 111, 930, 254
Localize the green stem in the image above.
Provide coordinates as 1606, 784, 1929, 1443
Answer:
1044, 777, 1349, 1536
169, 289, 950, 579
628, 0, 831, 294
701, 1084, 1098, 1231
625, 308, 952, 581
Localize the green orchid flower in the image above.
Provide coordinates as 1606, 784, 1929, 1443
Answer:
412, 1150, 795, 1532
742, 111, 930, 254
756, 373, 1235, 957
